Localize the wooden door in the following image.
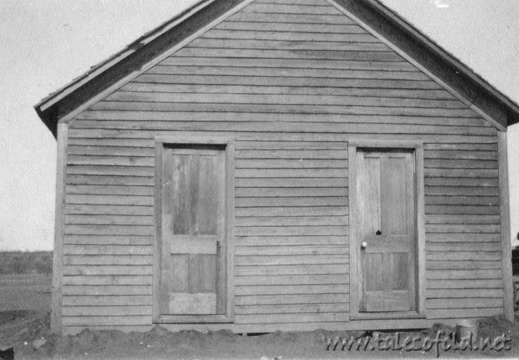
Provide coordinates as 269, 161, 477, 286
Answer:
356, 149, 416, 312
160, 146, 226, 315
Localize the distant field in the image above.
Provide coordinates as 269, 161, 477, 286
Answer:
0, 252, 52, 312
0, 251, 52, 275
0, 275, 52, 311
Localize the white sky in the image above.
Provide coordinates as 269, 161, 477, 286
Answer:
0, 0, 518, 251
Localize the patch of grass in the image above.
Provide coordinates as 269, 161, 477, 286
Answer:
0, 252, 52, 275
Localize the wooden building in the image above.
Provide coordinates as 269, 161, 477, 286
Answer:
35, 0, 518, 335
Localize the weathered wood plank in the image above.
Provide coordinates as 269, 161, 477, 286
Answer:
63, 255, 153, 266
424, 150, 497, 160
235, 293, 347, 306
424, 178, 499, 187
425, 159, 498, 169
235, 303, 348, 315
426, 261, 501, 270
236, 284, 348, 296
254, 0, 330, 5
234, 274, 347, 286
236, 169, 349, 179
426, 289, 503, 298
65, 215, 154, 226
68, 154, 153, 166
63, 245, 153, 255
426, 270, 502, 280
425, 187, 499, 196
114, 74, 448, 89
66, 205, 154, 216
235, 313, 348, 324
62, 316, 152, 327
236, 216, 347, 227
175, 46, 413, 62
68, 146, 155, 157
65, 225, 153, 236
427, 280, 502, 289
67, 166, 153, 177
63, 265, 153, 276
78, 109, 487, 129
235, 159, 346, 169
62, 276, 153, 286
62, 286, 153, 296
162, 56, 420, 71
236, 236, 346, 247
105, 92, 465, 109
425, 196, 499, 206
66, 195, 153, 206
425, 224, 500, 234
51, 122, 68, 334
67, 176, 154, 187
236, 207, 348, 217
425, 205, 500, 215
227, 12, 355, 25
498, 132, 514, 321
68, 138, 154, 148
235, 197, 347, 207
68, 129, 496, 144
67, 185, 154, 196
426, 233, 500, 242
426, 252, 501, 261
188, 38, 391, 52
425, 143, 498, 151
426, 298, 503, 309
62, 296, 152, 307
202, 30, 380, 44
64, 235, 152, 246
236, 150, 348, 159
235, 226, 347, 236
235, 255, 348, 266
235, 264, 347, 276
241, 3, 341, 15
427, 243, 500, 252
236, 141, 348, 150
235, 245, 348, 256
235, 188, 348, 198
425, 215, 500, 224
426, 308, 503, 319
62, 306, 152, 317
424, 169, 498, 178
235, 178, 347, 188
215, 21, 365, 34
75, 118, 492, 136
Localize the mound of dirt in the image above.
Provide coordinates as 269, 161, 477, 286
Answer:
0, 310, 49, 352
9, 313, 519, 359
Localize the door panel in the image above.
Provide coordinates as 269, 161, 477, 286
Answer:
357, 150, 416, 313
161, 147, 226, 316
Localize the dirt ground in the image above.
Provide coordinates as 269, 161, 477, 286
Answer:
1, 310, 518, 360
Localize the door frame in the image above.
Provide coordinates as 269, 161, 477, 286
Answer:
348, 140, 426, 320
152, 135, 235, 324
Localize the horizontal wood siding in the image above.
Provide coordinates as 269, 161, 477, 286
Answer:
62, 0, 503, 330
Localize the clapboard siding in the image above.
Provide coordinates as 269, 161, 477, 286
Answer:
60, 0, 504, 330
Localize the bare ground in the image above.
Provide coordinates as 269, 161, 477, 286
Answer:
0, 309, 517, 360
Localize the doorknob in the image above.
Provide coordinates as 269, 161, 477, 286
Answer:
361, 241, 367, 249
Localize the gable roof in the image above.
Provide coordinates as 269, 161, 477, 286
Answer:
35, 0, 519, 138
